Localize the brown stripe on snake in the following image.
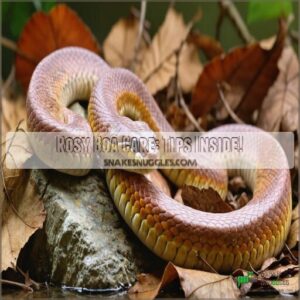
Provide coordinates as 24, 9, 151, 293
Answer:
27, 47, 292, 273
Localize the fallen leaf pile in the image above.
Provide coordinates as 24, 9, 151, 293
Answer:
1, 94, 45, 272
190, 19, 286, 122
232, 254, 299, 296
128, 262, 240, 300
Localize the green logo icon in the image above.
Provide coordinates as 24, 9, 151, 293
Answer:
237, 271, 254, 287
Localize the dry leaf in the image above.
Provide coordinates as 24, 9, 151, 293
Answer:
287, 204, 299, 249
257, 46, 299, 131
261, 255, 296, 271
129, 262, 240, 300
1, 93, 40, 272
128, 273, 162, 300
136, 7, 202, 94
236, 192, 249, 207
145, 171, 171, 197
292, 203, 299, 220
261, 257, 278, 271
174, 189, 184, 204
287, 218, 299, 249
15, 4, 100, 92
175, 266, 240, 299
188, 31, 224, 59
103, 15, 146, 68
1, 95, 32, 200
1, 174, 46, 271
2, 96, 27, 138
166, 103, 189, 131
266, 273, 299, 294
294, 145, 298, 170
190, 20, 286, 121
181, 186, 233, 213
259, 264, 299, 280
178, 43, 203, 93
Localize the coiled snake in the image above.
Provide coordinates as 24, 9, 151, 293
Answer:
27, 47, 292, 273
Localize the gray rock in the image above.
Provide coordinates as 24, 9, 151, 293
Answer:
30, 169, 161, 289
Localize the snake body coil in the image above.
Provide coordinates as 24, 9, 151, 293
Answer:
27, 47, 292, 273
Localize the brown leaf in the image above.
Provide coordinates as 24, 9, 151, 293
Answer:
1, 96, 26, 137
15, 4, 100, 92
257, 46, 299, 131
103, 15, 146, 68
1, 174, 46, 271
178, 43, 203, 93
261, 257, 278, 271
166, 103, 190, 131
262, 255, 296, 270
294, 145, 298, 170
259, 264, 299, 280
287, 218, 299, 249
190, 20, 286, 121
129, 262, 240, 300
181, 186, 233, 213
236, 192, 249, 208
286, 204, 299, 249
128, 273, 162, 300
1, 92, 40, 272
292, 203, 299, 221
135, 7, 202, 94
128, 264, 177, 300
1, 95, 32, 199
266, 273, 299, 294
2, 129, 32, 196
188, 31, 224, 60
175, 266, 240, 299
145, 171, 171, 197
174, 189, 184, 204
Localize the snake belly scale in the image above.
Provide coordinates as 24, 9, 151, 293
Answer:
27, 47, 292, 273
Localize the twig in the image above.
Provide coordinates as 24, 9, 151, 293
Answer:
130, 0, 147, 71
216, 4, 225, 41
248, 262, 258, 275
130, 6, 150, 29
179, 90, 204, 132
0, 279, 33, 292
199, 255, 218, 274
2, 66, 15, 98
217, 83, 245, 124
130, 7, 151, 46
219, 0, 255, 44
1, 36, 37, 63
14, 264, 40, 290
284, 243, 298, 262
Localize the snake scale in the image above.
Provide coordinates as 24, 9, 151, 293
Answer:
27, 47, 292, 273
